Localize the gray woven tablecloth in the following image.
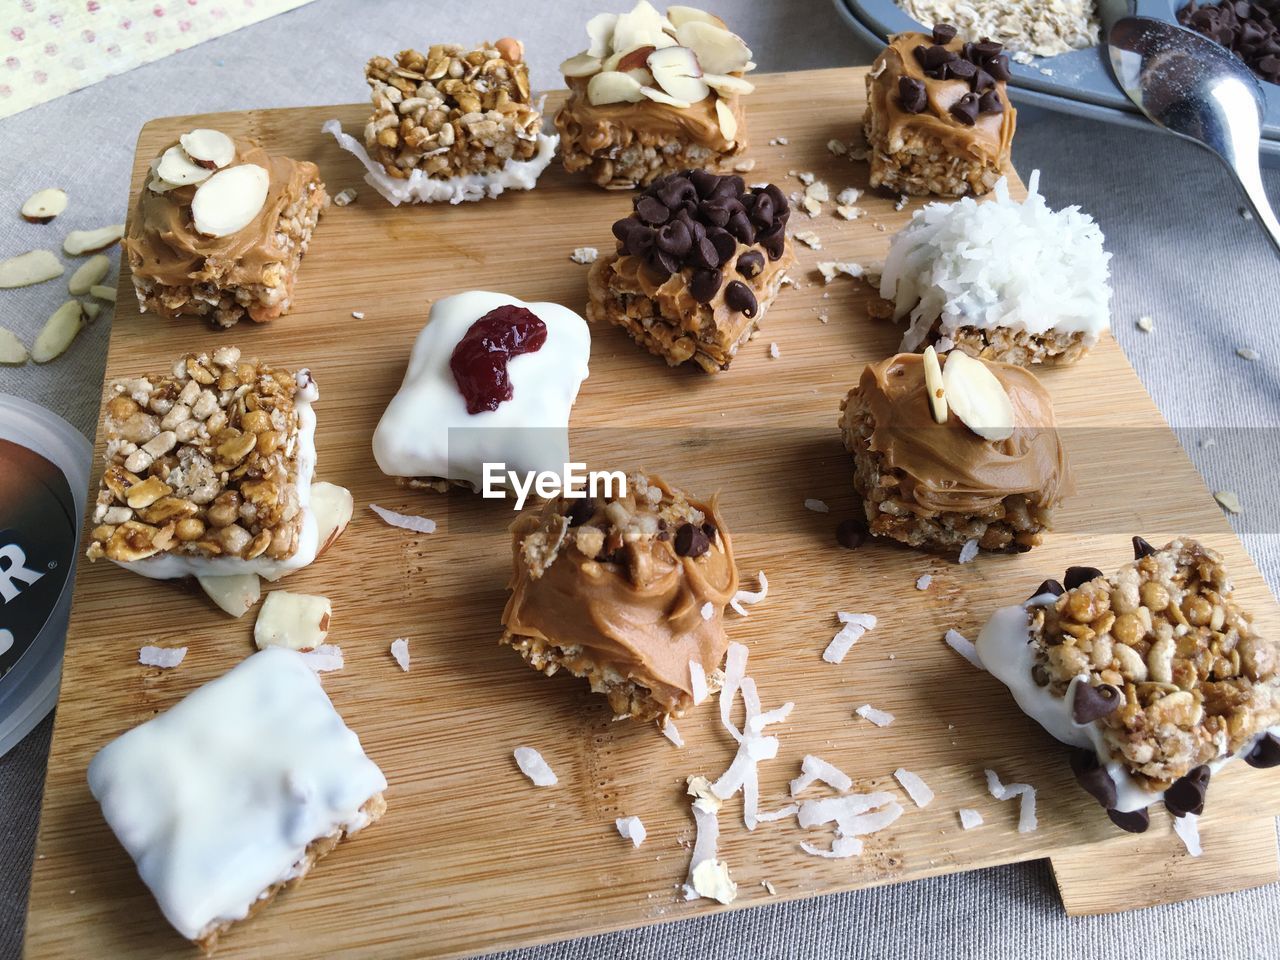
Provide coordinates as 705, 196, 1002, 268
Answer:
3, 1, 1279, 957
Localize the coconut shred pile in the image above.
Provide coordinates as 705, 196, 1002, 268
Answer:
880, 171, 1112, 351
896, 0, 1100, 57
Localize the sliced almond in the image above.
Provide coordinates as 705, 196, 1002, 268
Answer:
587, 70, 647, 106
63, 224, 124, 256
640, 85, 692, 108
648, 45, 709, 103
0, 249, 63, 288
560, 51, 603, 77
254, 590, 332, 652
668, 5, 726, 28
179, 128, 236, 169
586, 12, 619, 58
703, 72, 754, 96
146, 159, 182, 194
941, 350, 1014, 441
82, 300, 102, 323
21, 188, 68, 224
155, 144, 213, 187
676, 20, 752, 75
198, 573, 262, 618
715, 98, 737, 141
618, 44, 657, 71
311, 481, 355, 556
68, 253, 110, 295
31, 300, 83, 364
612, 1, 672, 54
922, 346, 948, 424
89, 284, 117, 302
0, 327, 28, 366
191, 164, 270, 238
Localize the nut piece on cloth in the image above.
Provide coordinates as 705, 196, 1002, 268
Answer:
587, 169, 794, 373
976, 537, 1280, 830
84, 350, 343, 583
554, 2, 755, 188
863, 25, 1016, 198
501, 471, 739, 723
324, 40, 557, 205
122, 130, 328, 329
87, 648, 386, 951
838, 352, 1070, 555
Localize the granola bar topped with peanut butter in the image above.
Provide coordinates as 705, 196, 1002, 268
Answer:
86, 348, 327, 582
555, 2, 755, 189
501, 471, 739, 723
323, 39, 558, 205
977, 537, 1280, 833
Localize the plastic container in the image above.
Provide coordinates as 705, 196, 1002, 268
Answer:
0, 394, 91, 758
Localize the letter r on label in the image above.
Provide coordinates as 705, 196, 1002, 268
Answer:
0, 543, 43, 603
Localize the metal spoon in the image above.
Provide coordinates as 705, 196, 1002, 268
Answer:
1108, 15, 1280, 255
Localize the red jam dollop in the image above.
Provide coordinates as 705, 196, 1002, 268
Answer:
449, 305, 548, 414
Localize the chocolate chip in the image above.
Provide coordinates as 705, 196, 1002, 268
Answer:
898, 76, 927, 114
836, 518, 867, 550
725, 210, 755, 245
698, 197, 732, 227
973, 39, 1004, 59
690, 235, 720, 270
724, 280, 757, 317
748, 191, 775, 226
1107, 807, 1150, 833
1063, 566, 1104, 590
932, 22, 958, 44
736, 250, 765, 278
949, 92, 979, 125
1072, 682, 1121, 724
648, 247, 680, 278
758, 221, 786, 260
689, 268, 722, 303
1132, 536, 1157, 559
712, 175, 745, 200
1245, 733, 1280, 768
972, 67, 996, 93
657, 177, 697, 211
1177, 0, 1280, 86
922, 43, 957, 71
701, 521, 718, 543
945, 57, 977, 80
674, 522, 710, 558
1069, 749, 1117, 808
654, 219, 692, 258
977, 90, 1003, 115
913, 43, 929, 67
566, 497, 595, 527
689, 169, 721, 198
635, 195, 669, 225
708, 227, 737, 265
1165, 765, 1210, 818
1028, 578, 1065, 601
986, 53, 1012, 81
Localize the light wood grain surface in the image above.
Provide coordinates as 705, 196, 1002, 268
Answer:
23, 69, 1280, 959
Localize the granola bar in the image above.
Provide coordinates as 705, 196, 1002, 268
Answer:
586, 169, 793, 373
323, 40, 557, 204
88, 648, 386, 950
85, 348, 322, 580
123, 129, 328, 329
838, 352, 1069, 555
501, 471, 739, 723
554, 3, 754, 189
977, 538, 1280, 832
864, 24, 1016, 198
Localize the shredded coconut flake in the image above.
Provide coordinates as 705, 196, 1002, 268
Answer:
768, 341, 780, 359
689, 659, 709, 705
944, 628, 985, 671
138, 645, 186, 669
801, 836, 862, 859
984, 769, 1038, 833
570, 246, 598, 264
856, 704, 895, 727
615, 815, 647, 847
958, 539, 980, 563
1173, 813, 1203, 857
959, 808, 984, 830
816, 260, 864, 283
755, 804, 799, 823
916, 573, 933, 590
299, 644, 344, 673
370, 503, 437, 534
790, 755, 853, 796
390, 637, 410, 672
797, 790, 904, 858
729, 571, 768, 617
824, 612, 877, 664
893, 768, 934, 808
803, 498, 829, 513
684, 777, 736, 903
514, 746, 558, 787
662, 718, 685, 748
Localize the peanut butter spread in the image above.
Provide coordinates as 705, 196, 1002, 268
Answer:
123, 138, 319, 288
556, 78, 743, 156
869, 32, 1015, 165
502, 474, 738, 716
858, 352, 1068, 514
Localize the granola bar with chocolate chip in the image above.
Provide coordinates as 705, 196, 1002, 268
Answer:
501, 472, 739, 722
587, 169, 794, 373
976, 537, 1280, 832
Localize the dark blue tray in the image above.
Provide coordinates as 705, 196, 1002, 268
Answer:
834, 0, 1280, 158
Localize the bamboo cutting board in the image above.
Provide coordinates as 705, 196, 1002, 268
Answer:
24, 68, 1280, 959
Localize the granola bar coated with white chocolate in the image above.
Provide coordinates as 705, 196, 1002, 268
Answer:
86, 348, 321, 580
977, 538, 1280, 833
555, 2, 754, 189
501, 472, 739, 723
